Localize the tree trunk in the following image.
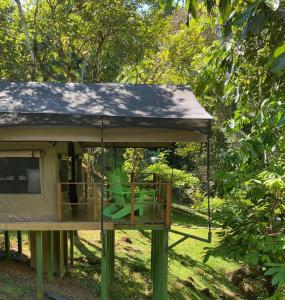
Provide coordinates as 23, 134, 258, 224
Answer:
15, 0, 37, 79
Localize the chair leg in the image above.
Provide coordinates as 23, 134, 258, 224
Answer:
103, 203, 119, 218
139, 206, 144, 216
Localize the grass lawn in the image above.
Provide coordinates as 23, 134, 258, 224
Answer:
0, 208, 242, 299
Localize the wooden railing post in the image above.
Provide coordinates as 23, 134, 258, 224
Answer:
165, 182, 172, 228
158, 176, 162, 203
84, 172, 88, 200
57, 182, 62, 222
93, 184, 99, 221
130, 182, 135, 226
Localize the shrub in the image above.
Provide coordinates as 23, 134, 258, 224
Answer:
146, 161, 200, 202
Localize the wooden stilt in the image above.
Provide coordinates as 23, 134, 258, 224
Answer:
59, 231, 65, 277
151, 229, 168, 300
36, 231, 43, 299
53, 230, 64, 277
110, 230, 115, 286
101, 230, 115, 300
47, 231, 54, 283
69, 230, 74, 267
63, 231, 68, 273
17, 231, 22, 255
4, 231, 10, 260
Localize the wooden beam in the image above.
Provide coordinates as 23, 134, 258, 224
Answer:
36, 231, 43, 299
0, 223, 168, 231
0, 222, 114, 231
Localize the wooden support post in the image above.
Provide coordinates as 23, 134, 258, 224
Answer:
101, 230, 115, 300
151, 229, 168, 300
94, 185, 99, 221
165, 183, 172, 228
4, 231, 10, 260
84, 172, 88, 200
53, 230, 65, 277
59, 231, 65, 277
47, 231, 54, 283
69, 230, 74, 267
63, 231, 68, 273
17, 231, 22, 255
36, 231, 43, 299
130, 183, 135, 226
57, 182, 62, 221
158, 177, 162, 203
110, 230, 115, 286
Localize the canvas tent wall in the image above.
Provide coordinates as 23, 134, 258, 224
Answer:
0, 142, 83, 222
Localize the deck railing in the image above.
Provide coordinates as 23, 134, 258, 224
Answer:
56, 173, 172, 227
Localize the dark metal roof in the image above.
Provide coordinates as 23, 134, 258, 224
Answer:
0, 81, 212, 133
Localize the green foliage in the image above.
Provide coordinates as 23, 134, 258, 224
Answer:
0, 0, 284, 294
123, 148, 146, 175
193, 196, 224, 212
146, 161, 200, 192
265, 264, 285, 288
0, 0, 164, 82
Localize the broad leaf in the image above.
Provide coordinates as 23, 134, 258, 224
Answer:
233, 4, 256, 26
206, 0, 215, 13
248, 12, 267, 34
264, 0, 280, 11
273, 44, 285, 58
219, 0, 232, 21
271, 53, 285, 73
265, 266, 281, 276
272, 268, 285, 287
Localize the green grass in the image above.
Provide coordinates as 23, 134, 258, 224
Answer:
0, 209, 242, 299
70, 208, 241, 299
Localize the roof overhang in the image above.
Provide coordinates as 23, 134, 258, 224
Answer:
0, 82, 212, 145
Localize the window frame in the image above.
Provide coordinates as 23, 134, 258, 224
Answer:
0, 151, 43, 196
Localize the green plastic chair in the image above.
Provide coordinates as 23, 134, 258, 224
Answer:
103, 169, 154, 220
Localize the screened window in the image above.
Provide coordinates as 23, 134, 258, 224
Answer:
0, 157, 41, 194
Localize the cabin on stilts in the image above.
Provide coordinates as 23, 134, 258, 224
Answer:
0, 81, 212, 300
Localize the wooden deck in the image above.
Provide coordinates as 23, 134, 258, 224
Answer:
0, 221, 166, 231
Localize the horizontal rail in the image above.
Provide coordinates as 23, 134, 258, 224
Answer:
59, 181, 170, 185
61, 202, 93, 205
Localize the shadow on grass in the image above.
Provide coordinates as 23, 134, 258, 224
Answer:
73, 235, 152, 299
172, 207, 220, 228
111, 253, 152, 299
168, 249, 238, 299
202, 233, 242, 266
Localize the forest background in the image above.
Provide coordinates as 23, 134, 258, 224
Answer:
0, 0, 285, 298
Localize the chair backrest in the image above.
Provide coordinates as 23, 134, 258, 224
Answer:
107, 170, 126, 206
114, 169, 129, 192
